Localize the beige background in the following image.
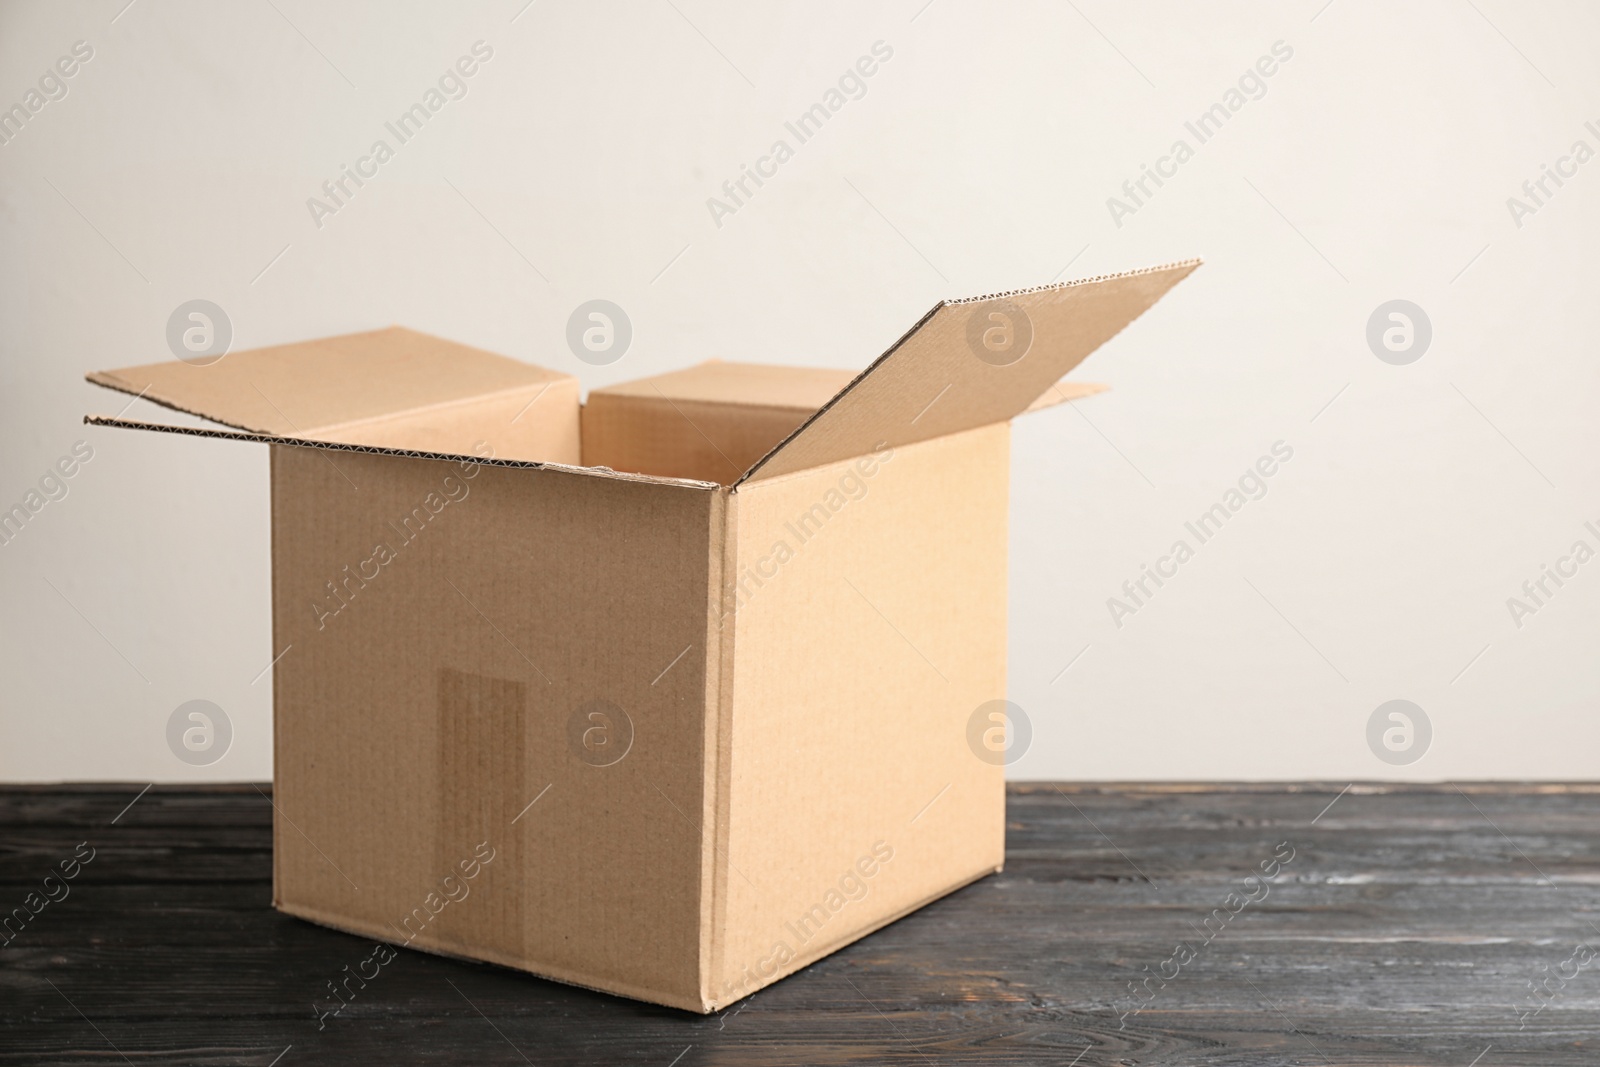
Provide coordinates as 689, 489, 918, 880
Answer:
2, 0, 1595, 782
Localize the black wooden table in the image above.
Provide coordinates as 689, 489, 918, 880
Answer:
3, 783, 1596, 1065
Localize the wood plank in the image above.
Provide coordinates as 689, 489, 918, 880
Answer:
1, 784, 1596, 1065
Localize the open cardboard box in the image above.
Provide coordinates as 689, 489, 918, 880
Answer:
85, 260, 1197, 1011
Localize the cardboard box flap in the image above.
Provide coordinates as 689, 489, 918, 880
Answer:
735, 260, 1199, 485
81, 414, 721, 489
85, 326, 572, 438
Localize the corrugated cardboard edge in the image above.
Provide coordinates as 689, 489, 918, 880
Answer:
942, 262, 1199, 305
701, 489, 739, 1011
276, 901, 712, 1014
269, 440, 286, 947
733, 258, 1201, 488
86, 369, 264, 433
84, 341, 573, 439
82, 415, 720, 491
730, 300, 939, 491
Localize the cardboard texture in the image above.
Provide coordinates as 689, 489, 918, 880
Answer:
85, 260, 1197, 1011
88, 326, 581, 464
582, 361, 857, 483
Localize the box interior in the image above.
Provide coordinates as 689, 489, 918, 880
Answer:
578, 361, 857, 483
84, 333, 861, 485
82, 257, 1205, 486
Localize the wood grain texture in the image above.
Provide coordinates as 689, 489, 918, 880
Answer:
2, 783, 1597, 1066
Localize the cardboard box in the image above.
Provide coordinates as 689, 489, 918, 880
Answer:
85, 261, 1197, 1011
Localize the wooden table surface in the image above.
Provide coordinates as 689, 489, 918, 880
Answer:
2, 783, 1596, 1066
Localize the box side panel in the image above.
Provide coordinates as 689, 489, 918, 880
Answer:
700, 489, 737, 1010
593, 361, 855, 408
714, 424, 1009, 1005
704, 489, 739, 1004
269, 446, 716, 1010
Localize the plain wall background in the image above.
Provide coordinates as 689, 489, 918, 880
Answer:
2, 0, 1596, 783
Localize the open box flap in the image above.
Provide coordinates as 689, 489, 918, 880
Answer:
735, 260, 1199, 486
85, 326, 570, 437
81, 414, 721, 489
